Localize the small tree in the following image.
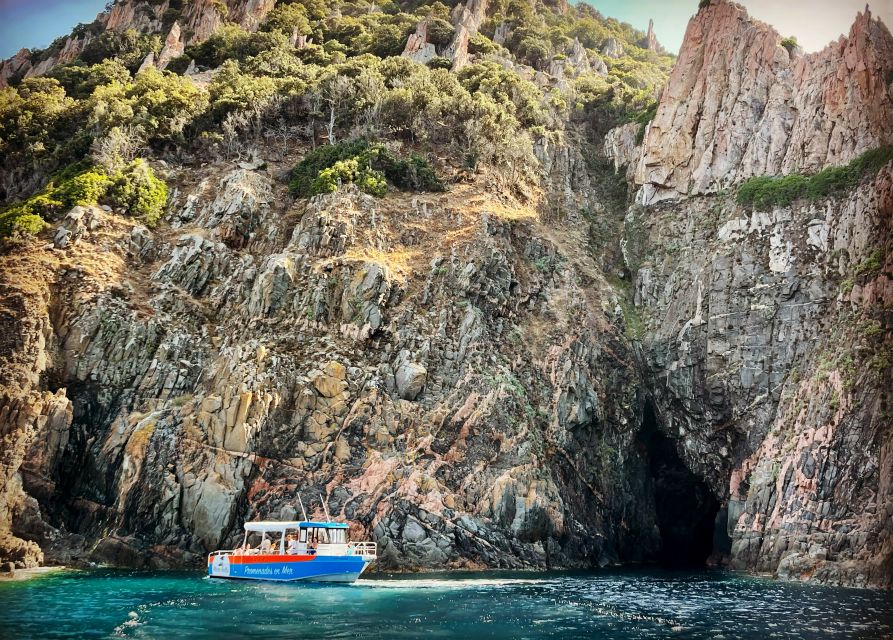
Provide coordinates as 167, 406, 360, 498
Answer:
109, 159, 168, 225
91, 125, 145, 172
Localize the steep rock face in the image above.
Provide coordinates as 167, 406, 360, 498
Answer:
444, 0, 488, 70
635, 2, 893, 204
626, 167, 893, 588
0, 163, 662, 572
402, 21, 438, 65
604, 0, 893, 588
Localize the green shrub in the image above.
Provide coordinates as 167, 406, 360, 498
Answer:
290, 140, 445, 198
310, 158, 358, 195
0, 206, 48, 239
355, 167, 388, 197
11, 213, 50, 236
426, 18, 455, 50
371, 149, 445, 192
737, 146, 893, 208
468, 33, 499, 56
78, 28, 162, 72
109, 159, 168, 225
781, 36, 798, 53
854, 250, 883, 277
261, 4, 311, 36
289, 140, 370, 197
427, 56, 453, 70
308, 158, 387, 198
55, 168, 111, 207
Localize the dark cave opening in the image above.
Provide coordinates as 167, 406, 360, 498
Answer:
639, 402, 720, 567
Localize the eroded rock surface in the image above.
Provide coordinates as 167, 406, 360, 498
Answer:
0, 167, 659, 572
634, 2, 893, 204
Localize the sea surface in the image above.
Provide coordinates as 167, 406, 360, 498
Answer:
0, 568, 890, 639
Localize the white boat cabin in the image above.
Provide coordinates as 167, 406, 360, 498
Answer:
239, 520, 362, 557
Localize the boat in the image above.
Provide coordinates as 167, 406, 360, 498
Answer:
208, 520, 377, 583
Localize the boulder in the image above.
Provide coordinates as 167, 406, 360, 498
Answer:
395, 362, 427, 401
601, 37, 623, 58
312, 361, 348, 398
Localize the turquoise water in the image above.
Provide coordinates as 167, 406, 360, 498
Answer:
1, 569, 890, 639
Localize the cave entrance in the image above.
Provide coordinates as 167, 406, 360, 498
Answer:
640, 402, 720, 567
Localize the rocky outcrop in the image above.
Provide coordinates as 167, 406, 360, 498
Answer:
0, 49, 32, 86
634, 2, 893, 204
549, 38, 605, 80
603, 123, 640, 176
0, 163, 662, 573
598, 0, 893, 588
625, 163, 893, 587
402, 21, 438, 65
645, 19, 658, 52
0, 0, 278, 86
157, 22, 185, 70
444, 0, 488, 70
601, 38, 623, 59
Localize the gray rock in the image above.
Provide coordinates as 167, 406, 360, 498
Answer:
395, 362, 427, 401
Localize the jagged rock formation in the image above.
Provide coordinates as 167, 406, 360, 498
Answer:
605, 0, 893, 588
0, 0, 278, 87
0, 0, 890, 590
549, 38, 606, 80
635, 2, 893, 204
645, 20, 658, 52
444, 0, 488, 70
0, 163, 663, 572
402, 20, 438, 65
601, 38, 623, 59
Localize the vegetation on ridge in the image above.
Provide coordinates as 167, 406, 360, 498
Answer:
0, 0, 674, 240
736, 147, 893, 209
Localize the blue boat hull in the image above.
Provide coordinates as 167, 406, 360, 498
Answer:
208, 553, 369, 583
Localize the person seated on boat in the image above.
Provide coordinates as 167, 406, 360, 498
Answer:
286, 536, 300, 555
259, 537, 272, 553
240, 542, 252, 555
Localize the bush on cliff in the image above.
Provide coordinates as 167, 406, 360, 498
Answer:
0, 158, 167, 238
109, 159, 168, 226
0, 199, 54, 239
737, 146, 893, 208
290, 140, 445, 198
55, 168, 112, 207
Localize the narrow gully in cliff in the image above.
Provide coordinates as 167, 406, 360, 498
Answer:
638, 402, 720, 567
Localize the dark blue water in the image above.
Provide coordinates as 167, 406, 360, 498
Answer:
0, 568, 889, 639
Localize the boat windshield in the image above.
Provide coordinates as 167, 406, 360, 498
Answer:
300, 527, 348, 544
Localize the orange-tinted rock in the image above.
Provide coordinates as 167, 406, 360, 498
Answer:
635, 1, 893, 204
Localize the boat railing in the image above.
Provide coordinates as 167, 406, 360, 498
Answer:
347, 541, 377, 557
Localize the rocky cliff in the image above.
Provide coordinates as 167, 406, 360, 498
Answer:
635, 1, 893, 204
607, 1, 893, 587
0, 165, 660, 572
0, 0, 278, 85
0, 0, 891, 589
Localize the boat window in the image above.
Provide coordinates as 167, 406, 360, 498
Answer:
330, 529, 346, 544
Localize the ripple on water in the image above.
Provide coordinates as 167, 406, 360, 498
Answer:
1, 569, 892, 639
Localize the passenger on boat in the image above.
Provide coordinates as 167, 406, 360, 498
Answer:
259, 537, 272, 553
287, 536, 299, 554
